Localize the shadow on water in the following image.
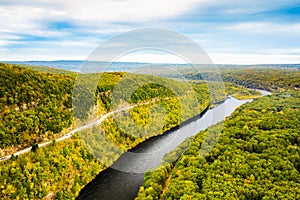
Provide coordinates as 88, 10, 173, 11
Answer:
77, 167, 144, 200
77, 96, 253, 200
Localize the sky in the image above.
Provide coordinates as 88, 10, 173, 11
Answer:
1, 0, 300, 64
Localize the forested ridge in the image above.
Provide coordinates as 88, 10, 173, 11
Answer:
0, 63, 264, 199
0, 63, 126, 155
183, 68, 300, 92
0, 63, 258, 156
0, 63, 74, 155
136, 92, 300, 198
222, 68, 300, 92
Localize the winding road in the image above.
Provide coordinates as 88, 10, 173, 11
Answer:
0, 103, 145, 162
0, 90, 271, 162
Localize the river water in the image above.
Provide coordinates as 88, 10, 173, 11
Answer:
77, 91, 270, 200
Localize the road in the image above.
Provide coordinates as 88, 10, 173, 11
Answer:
0, 89, 270, 162
0, 103, 143, 162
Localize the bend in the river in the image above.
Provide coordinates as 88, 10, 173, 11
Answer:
77, 90, 271, 200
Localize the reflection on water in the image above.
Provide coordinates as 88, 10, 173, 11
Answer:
77, 96, 253, 200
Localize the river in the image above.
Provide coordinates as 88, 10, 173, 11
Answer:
77, 90, 270, 200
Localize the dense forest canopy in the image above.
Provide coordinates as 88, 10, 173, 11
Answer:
137, 92, 300, 200
182, 68, 300, 92
1, 63, 288, 199
0, 134, 103, 199
0, 63, 74, 154
136, 68, 300, 200
0, 63, 258, 155
221, 68, 300, 92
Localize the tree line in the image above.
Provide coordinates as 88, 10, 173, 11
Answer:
136, 91, 300, 199
0, 63, 265, 199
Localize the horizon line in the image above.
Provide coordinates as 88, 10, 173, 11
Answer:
2, 60, 300, 66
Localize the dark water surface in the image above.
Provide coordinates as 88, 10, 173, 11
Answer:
77, 96, 254, 200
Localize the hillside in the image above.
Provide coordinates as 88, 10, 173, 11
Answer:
0, 63, 74, 155
222, 68, 300, 92
182, 68, 300, 92
0, 63, 263, 199
136, 92, 300, 199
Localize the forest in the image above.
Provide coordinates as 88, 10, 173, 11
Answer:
136, 76, 300, 199
0, 134, 103, 199
183, 68, 300, 92
221, 68, 300, 92
0, 63, 273, 199
0, 63, 74, 155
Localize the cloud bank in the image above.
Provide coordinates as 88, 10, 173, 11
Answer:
1, 0, 300, 64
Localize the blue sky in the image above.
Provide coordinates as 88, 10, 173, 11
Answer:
1, 0, 300, 64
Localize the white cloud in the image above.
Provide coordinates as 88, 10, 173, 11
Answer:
0, 0, 205, 30
222, 22, 300, 34
116, 50, 188, 64
0, 46, 89, 61
1, 0, 300, 64
206, 0, 300, 15
0, 0, 206, 58
268, 48, 300, 55
52, 0, 205, 23
50, 39, 101, 48
0, 40, 15, 46
210, 53, 300, 64
0, 5, 70, 39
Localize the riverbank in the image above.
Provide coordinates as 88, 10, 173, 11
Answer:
77, 95, 254, 200
137, 91, 299, 200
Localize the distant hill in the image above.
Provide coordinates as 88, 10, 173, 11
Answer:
3, 60, 300, 73
3, 60, 155, 73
